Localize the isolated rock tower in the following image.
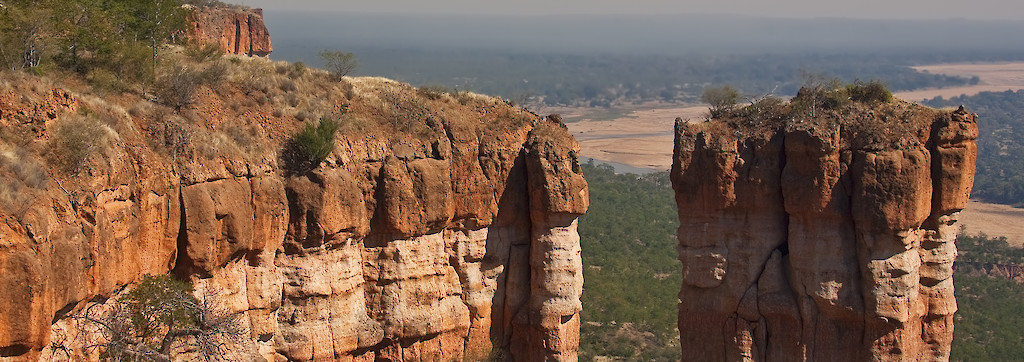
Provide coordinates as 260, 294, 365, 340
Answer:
671, 101, 977, 360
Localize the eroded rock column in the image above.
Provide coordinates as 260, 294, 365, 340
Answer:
514, 118, 589, 361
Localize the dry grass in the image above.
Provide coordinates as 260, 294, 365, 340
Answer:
46, 115, 117, 174
0, 143, 48, 216
2, 44, 539, 188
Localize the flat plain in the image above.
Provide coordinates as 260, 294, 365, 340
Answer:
561, 62, 1024, 243
895, 62, 1024, 101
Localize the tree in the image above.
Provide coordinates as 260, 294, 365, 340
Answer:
64, 275, 242, 362
119, 0, 190, 79
0, 0, 55, 70
156, 64, 201, 111
319, 50, 357, 80
793, 71, 846, 117
701, 85, 740, 118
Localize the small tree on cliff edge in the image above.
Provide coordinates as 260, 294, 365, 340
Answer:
701, 85, 740, 118
319, 50, 357, 81
60, 275, 243, 362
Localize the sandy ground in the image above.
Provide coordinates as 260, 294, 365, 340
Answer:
562, 104, 705, 170
960, 200, 1024, 246
562, 63, 1024, 169
894, 62, 1024, 102
557, 63, 1024, 241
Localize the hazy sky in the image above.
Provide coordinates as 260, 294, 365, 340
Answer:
236, 0, 1024, 20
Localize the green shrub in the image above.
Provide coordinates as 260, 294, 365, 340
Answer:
64, 274, 243, 361
200, 61, 229, 85
701, 85, 741, 118
846, 80, 892, 104
121, 275, 199, 332
289, 62, 306, 79
86, 68, 125, 94
292, 116, 339, 166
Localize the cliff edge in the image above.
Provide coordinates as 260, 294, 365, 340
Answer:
672, 90, 977, 360
0, 53, 585, 361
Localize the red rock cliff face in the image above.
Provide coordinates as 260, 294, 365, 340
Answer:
187, 6, 273, 57
671, 102, 976, 361
0, 71, 585, 361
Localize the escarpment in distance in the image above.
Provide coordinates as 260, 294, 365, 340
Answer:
187, 5, 273, 57
0, 58, 586, 360
672, 94, 977, 361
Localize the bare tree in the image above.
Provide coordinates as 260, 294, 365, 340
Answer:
155, 64, 201, 111
60, 275, 243, 362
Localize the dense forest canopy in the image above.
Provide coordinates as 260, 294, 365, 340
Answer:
578, 162, 680, 360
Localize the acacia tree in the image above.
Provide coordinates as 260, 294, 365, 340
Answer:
701, 85, 740, 118
319, 50, 357, 80
65, 275, 243, 362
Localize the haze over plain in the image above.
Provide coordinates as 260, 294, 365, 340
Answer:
236, 0, 1024, 20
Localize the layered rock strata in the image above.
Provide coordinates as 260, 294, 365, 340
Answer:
187, 6, 273, 57
672, 103, 977, 360
0, 74, 586, 361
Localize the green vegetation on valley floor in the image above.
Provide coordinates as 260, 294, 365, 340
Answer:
579, 161, 1024, 361
578, 162, 680, 360
952, 234, 1024, 361
292, 49, 980, 107
926, 90, 1024, 207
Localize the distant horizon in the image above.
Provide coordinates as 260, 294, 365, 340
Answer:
261, 10, 1024, 59
234, 0, 1024, 21
251, 9, 1024, 22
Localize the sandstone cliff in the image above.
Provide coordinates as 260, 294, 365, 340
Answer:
187, 6, 273, 57
672, 96, 976, 360
0, 55, 586, 360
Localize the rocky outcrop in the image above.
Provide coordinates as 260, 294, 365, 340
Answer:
672, 102, 977, 361
187, 6, 273, 57
0, 72, 585, 361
